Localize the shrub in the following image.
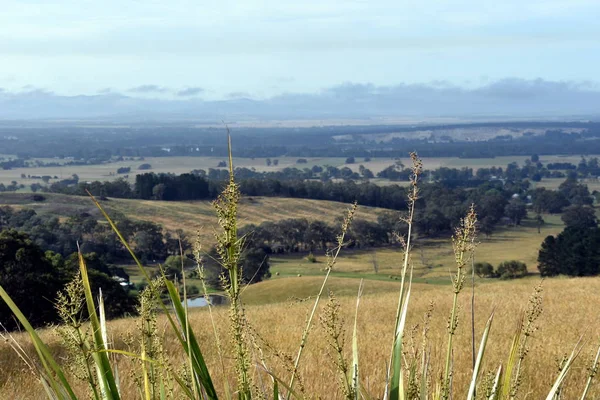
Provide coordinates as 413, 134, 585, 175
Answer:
305, 252, 317, 263
473, 261, 494, 278
137, 163, 152, 170
495, 260, 528, 279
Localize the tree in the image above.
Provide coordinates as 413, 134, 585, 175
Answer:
0, 230, 67, 330
473, 262, 494, 278
531, 154, 540, 163
240, 247, 271, 283
133, 222, 167, 263
345, 156, 355, 164
535, 213, 545, 234
161, 255, 195, 282
561, 205, 598, 229
478, 216, 495, 238
266, 158, 272, 166
495, 260, 528, 279
538, 227, 600, 277
559, 179, 593, 205
138, 163, 152, 170
152, 183, 166, 200
532, 188, 569, 214
504, 199, 527, 225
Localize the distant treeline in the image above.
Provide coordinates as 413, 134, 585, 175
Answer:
4, 122, 600, 160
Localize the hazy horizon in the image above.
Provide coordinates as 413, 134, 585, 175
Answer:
2, 1, 600, 120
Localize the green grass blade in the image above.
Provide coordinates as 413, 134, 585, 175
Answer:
352, 280, 364, 400
78, 252, 121, 399
164, 279, 219, 400
390, 269, 413, 400
467, 312, 494, 400
273, 380, 279, 400
86, 191, 152, 282
0, 285, 78, 400
545, 337, 584, 400
500, 324, 521, 399
488, 364, 502, 400
88, 190, 218, 399
581, 343, 600, 400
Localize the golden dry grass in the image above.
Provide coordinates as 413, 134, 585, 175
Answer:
1, 277, 599, 399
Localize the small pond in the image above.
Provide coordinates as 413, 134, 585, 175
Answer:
182, 295, 228, 308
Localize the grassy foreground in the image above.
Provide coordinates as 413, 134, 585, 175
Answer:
2, 277, 600, 399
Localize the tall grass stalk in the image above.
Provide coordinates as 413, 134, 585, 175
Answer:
442, 205, 478, 399
287, 201, 358, 398
386, 152, 422, 400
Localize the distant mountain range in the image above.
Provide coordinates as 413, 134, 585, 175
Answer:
1, 79, 599, 121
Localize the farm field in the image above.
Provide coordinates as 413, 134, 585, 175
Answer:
1, 154, 599, 187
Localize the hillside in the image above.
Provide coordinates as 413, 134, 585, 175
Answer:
0, 192, 381, 245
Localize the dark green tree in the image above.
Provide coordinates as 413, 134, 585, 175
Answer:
538, 227, 600, 277
0, 230, 67, 330
561, 205, 598, 229
504, 198, 527, 225
495, 260, 528, 279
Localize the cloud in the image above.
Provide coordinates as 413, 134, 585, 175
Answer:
176, 87, 204, 97
227, 91, 251, 99
128, 84, 168, 93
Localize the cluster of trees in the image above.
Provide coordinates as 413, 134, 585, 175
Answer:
530, 178, 593, 216
135, 173, 211, 200
0, 181, 24, 192
0, 230, 137, 330
0, 158, 27, 170
239, 214, 404, 256
474, 260, 528, 279
0, 205, 187, 263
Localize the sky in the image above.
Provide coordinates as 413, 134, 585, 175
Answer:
1, 0, 600, 119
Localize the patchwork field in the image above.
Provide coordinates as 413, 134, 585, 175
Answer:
2, 154, 599, 187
